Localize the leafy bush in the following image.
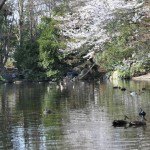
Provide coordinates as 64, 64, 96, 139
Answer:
96, 3, 150, 78
38, 17, 67, 79
0, 75, 5, 81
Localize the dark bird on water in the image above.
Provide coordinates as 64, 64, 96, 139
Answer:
129, 117, 147, 127
43, 108, 52, 115
139, 108, 146, 118
120, 87, 126, 91
142, 87, 146, 90
112, 115, 129, 127
113, 86, 121, 89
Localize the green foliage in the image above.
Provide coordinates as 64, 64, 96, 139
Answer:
97, 10, 138, 71
97, 2, 150, 78
130, 64, 145, 76
24, 70, 47, 81
0, 75, 5, 81
38, 17, 67, 79
97, 38, 135, 71
14, 16, 68, 81
14, 40, 39, 70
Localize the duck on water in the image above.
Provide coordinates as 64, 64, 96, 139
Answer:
113, 109, 147, 128
43, 108, 53, 115
139, 108, 146, 118
129, 108, 147, 127
129, 117, 147, 127
112, 115, 129, 127
113, 116, 147, 127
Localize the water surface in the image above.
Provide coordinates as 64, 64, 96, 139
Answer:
0, 80, 150, 150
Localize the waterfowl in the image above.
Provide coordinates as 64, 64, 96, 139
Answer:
43, 108, 52, 115
142, 87, 146, 90
113, 86, 121, 89
139, 108, 146, 118
138, 90, 144, 95
120, 87, 126, 91
112, 115, 129, 127
129, 117, 147, 127
130, 91, 137, 96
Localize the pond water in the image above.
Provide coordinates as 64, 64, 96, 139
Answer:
0, 79, 150, 150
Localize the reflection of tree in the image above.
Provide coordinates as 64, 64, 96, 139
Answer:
45, 81, 99, 111
0, 83, 48, 149
0, 84, 16, 149
16, 83, 47, 149
0, 80, 150, 149
100, 79, 150, 123
41, 82, 99, 148
67, 82, 95, 109
16, 83, 46, 111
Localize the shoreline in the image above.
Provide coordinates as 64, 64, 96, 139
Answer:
132, 73, 150, 81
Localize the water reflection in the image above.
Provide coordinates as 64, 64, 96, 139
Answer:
0, 80, 150, 149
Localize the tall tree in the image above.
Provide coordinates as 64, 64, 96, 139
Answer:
97, 0, 150, 78
38, 17, 66, 79
0, 1, 15, 71
13, 0, 58, 78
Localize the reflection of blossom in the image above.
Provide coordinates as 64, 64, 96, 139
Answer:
148, 53, 150, 58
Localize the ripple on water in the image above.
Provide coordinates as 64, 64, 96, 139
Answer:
0, 81, 150, 149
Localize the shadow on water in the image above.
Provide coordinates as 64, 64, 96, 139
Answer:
0, 80, 150, 149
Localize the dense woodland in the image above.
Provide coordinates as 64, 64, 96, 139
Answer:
0, 0, 150, 82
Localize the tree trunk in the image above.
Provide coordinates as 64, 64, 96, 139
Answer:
0, 0, 7, 10
18, 0, 24, 47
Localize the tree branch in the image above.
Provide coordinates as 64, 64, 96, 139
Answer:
0, 0, 7, 11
